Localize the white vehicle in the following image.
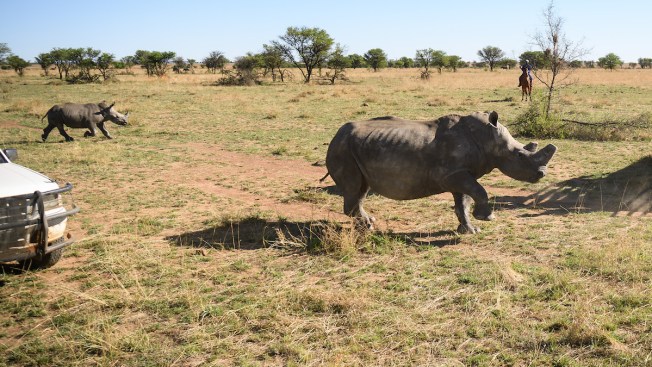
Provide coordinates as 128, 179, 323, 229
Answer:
0, 148, 78, 269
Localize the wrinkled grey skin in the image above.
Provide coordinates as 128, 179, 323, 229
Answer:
325, 111, 557, 234
41, 101, 129, 142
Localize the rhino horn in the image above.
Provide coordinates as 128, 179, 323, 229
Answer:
532, 144, 557, 166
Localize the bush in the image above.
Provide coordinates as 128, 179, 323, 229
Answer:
512, 100, 652, 141
512, 99, 566, 138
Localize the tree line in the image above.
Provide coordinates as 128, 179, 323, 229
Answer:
1, 30, 650, 84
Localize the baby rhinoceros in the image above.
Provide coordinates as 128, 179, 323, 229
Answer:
324, 111, 557, 234
41, 101, 129, 142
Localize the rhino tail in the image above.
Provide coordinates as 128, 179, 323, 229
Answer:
41, 107, 54, 122
319, 172, 330, 183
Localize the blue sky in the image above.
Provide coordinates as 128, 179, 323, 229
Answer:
1, 0, 649, 63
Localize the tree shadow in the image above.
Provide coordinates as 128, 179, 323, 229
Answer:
493, 155, 652, 216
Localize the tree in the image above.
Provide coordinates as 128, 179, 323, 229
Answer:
172, 56, 187, 73
50, 48, 75, 80
69, 47, 101, 82
446, 55, 463, 71
272, 26, 334, 83
399, 56, 414, 68
569, 60, 583, 68
597, 53, 623, 70
203, 51, 229, 74
498, 58, 518, 69
363, 48, 387, 72
326, 44, 349, 84
531, 1, 588, 118
187, 59, 196, 73
260, 44, 288, 82
120, 56, 136, 72
477, 46, 505, 71
0, 43, 10, 64
519, 51, 549, 69
149, 51, 175, 77
222, 53, 261, 86
638, 58, 652, 69
6, 55, 30, 76
347, 54, 366, 69
135, 50, 175, 77
415, 49, 435, 79
431, 50, 447, 73
415, 49, 446, 78
35, 52, 54, 76
96, 53, 115, 80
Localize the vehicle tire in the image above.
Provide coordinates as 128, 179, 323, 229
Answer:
19, 238, 65, 270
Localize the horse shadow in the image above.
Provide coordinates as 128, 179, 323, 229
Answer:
493, 155, 652, 216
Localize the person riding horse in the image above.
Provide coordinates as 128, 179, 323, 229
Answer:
518, 60, 533, 101
520, 60, 533, 85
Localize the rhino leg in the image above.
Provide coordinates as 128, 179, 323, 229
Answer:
56, 125, 74, 142
343, 182, 375, 230
97, 122, 113, 139
332, 165, 375, 230
453, 193, 481, 234
84, 127, 96, 138
42, 124, 56, 142
444, 171, 495, 222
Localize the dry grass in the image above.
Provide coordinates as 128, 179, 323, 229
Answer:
1, 66, 651, 366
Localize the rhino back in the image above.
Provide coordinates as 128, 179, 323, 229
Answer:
327, 117, 479, 199
57, 103, 101, 128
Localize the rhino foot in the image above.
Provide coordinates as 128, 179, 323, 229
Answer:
354, 217, 375, 232
472, 205, 495, 221
41, 134, 47, 142
65, 137, 75, 142
457, 223, 481, 234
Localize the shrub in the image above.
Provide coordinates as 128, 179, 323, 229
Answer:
512, 100, 652, 141
512, 99, 566, 138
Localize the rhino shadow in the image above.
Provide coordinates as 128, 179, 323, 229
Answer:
381, 230, 461, 248
494, 155, 652, 216
165, 217, 460, 252
165, 217, 322, 252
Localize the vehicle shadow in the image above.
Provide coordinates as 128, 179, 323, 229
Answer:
165, 218, 460, 252
493, 155, 652, 216
0, 263, 29, 279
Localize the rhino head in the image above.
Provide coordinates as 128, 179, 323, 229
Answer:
95, 101, 129, 126
482, 111, 557, 183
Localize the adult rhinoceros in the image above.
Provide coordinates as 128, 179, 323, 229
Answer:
41, 101, 129, 142
323, 111, 557, 234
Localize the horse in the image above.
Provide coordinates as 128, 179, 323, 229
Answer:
518, 69, 532, 101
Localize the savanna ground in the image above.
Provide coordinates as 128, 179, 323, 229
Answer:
0, 66, 651, 366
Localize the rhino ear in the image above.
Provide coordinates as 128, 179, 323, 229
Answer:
488, 111, 499, 127
524, 142, 538, 152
